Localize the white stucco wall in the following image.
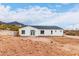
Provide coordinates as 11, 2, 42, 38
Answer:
52, 30, 63, 36
19, 26, 64, 36
38, 29, 63, 36
19, 26, 39, 36
38, 29, 51, 36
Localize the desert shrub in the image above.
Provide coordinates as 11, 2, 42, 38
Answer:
66, 32, 76, 36
65, 30, 79, 36
51, 41, 53, 43
0, 24, 7, 30
0, 24, 20, 31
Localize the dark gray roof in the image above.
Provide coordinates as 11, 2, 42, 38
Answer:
29, 26, 63, 29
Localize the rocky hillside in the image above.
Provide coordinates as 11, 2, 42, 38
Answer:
0, 21, 25, 31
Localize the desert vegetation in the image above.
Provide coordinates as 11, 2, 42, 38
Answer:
64, 30, 79, 36
0, 24, 21, 31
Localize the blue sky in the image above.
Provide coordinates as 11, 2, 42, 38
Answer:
0, 3, 79, 28
1, 3, 76, 12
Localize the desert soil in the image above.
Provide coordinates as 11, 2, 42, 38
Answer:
0, 35, 79, 56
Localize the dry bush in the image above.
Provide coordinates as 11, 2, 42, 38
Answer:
65, 30, 79, 36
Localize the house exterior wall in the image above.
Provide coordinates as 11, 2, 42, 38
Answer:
19, 26, 64, 36
38, 29, 63, 36
52, 30, 63, 36
19, 26, 39, 36
38, 29, 51, 36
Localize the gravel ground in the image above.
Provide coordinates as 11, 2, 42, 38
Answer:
0, 35, 79, 56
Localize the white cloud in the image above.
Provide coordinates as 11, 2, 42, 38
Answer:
40, 6, 79, 27
0, 5, 57, 24
55, 4, 62, 8
0, 4, 79, 28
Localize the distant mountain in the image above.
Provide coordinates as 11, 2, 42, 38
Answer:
0, 21, 25, 27
65, 24, 79, 30
7, 21, 25, 27
0, 21, 6, 24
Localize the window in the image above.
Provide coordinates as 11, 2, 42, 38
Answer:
60, 30, 62, 32
55, 30, 57, 32
30, 30, 35, 35
40, 30, 44, 34
51, 30, 53, 34
21, 30, 25, 34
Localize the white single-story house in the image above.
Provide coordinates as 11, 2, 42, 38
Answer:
19, 26, 64, 36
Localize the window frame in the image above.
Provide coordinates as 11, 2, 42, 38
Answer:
30, 30, 35, 35
51, 30, 53, 34
60, 30, 62, 32
55, 30, 57, 32
21, 30, 25, 34
40, 30, 44, 34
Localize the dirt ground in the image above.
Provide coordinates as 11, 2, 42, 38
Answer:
0, 35, 79, 56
